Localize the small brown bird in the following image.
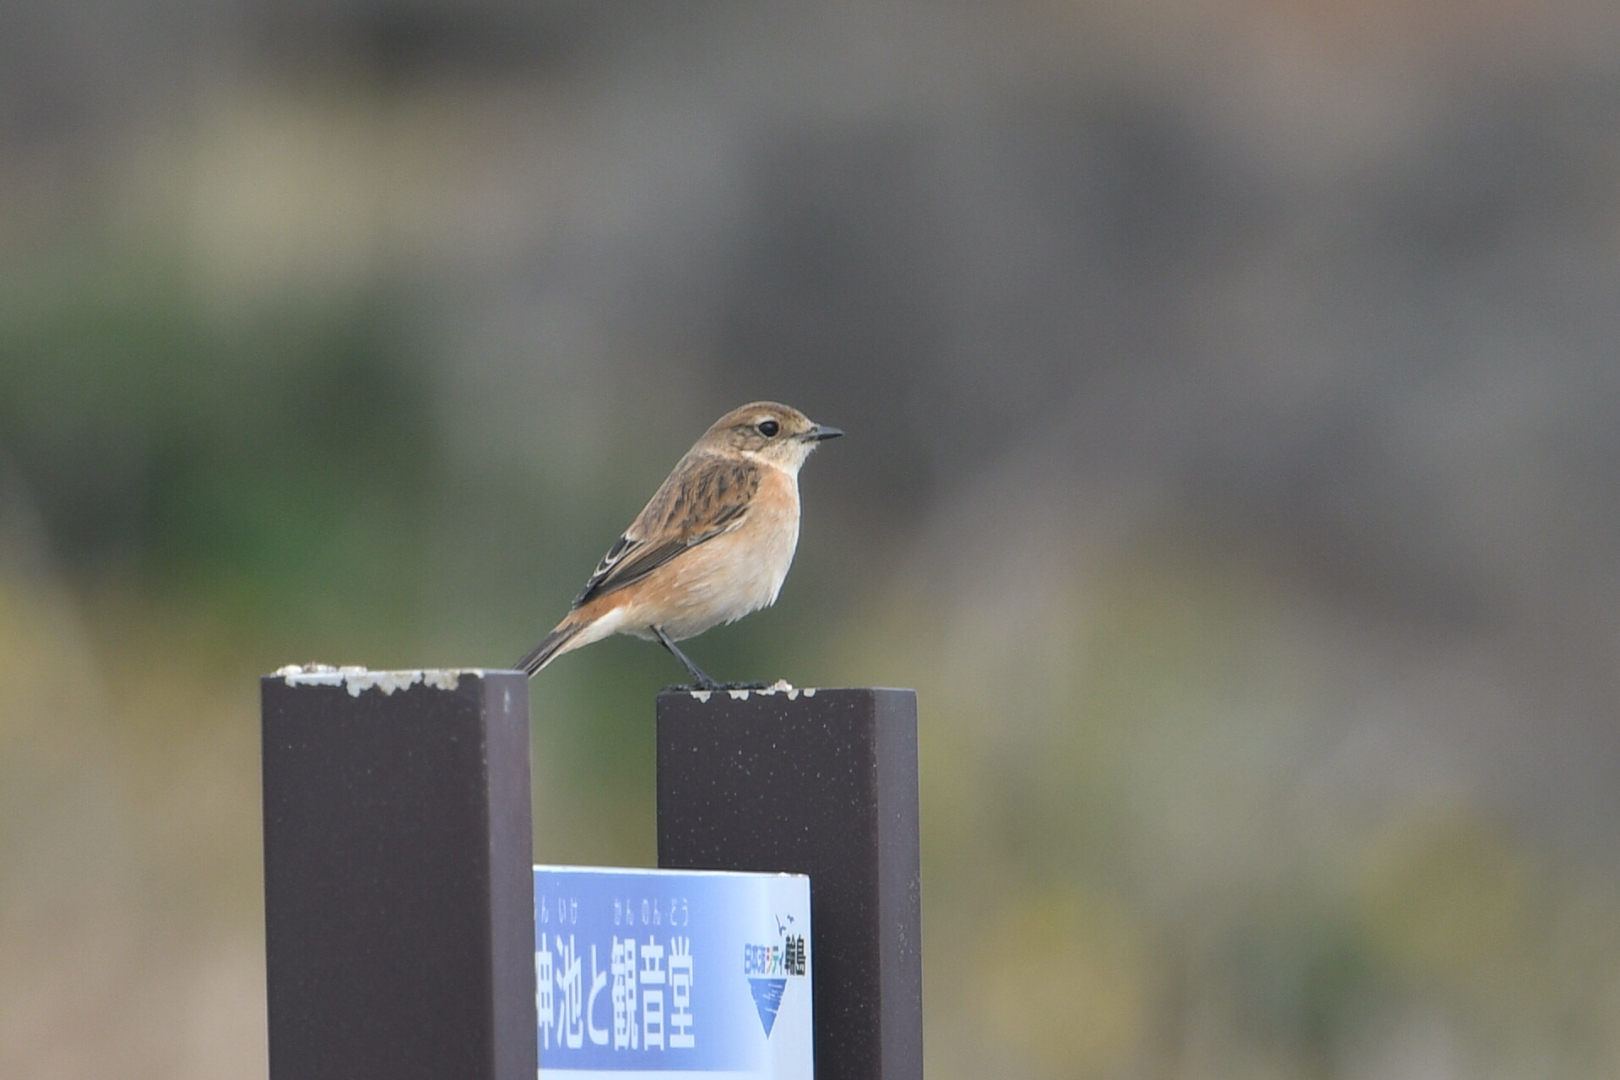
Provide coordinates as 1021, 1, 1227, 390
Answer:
517, 402, 842, 688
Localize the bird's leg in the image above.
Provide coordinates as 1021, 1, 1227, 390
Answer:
653, 626, 720, 691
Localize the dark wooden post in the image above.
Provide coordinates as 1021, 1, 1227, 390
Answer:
656, 687, 923, 1080
261, 667, 536, 1080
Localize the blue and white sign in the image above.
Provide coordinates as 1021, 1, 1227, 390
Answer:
534, 865, 813, 1079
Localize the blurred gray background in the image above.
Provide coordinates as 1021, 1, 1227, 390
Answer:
5, 0, 1620, 1077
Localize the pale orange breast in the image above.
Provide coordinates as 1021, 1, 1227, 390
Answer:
619, 465, 801, 641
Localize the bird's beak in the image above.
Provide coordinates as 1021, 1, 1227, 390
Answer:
805, 424, 844, 442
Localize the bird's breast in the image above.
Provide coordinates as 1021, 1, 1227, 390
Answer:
648, 468, 801, 639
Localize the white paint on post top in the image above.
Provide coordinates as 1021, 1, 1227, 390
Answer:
686, 682, 818, 704
272, 664, 477, 696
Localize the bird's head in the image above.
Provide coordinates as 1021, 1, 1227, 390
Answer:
701, 402, 843, 474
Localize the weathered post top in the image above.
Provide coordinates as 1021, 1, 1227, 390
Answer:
261, 666, 536, 1080
656, 686, 923, 1080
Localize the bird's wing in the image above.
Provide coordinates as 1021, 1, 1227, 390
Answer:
571, 453, 761, 608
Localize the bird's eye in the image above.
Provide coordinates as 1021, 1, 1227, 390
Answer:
757, 420, 780, 437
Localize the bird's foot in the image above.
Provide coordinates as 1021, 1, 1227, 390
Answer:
663, 680, 720, 694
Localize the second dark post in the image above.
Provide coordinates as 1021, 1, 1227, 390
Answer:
656, 687, 922, 1080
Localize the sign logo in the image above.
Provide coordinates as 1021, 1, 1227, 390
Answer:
742, 914, 807, 1036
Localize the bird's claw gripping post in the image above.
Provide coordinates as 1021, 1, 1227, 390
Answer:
653, 626, 720, 691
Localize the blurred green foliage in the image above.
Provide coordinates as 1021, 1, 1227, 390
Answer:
0, 249, 439, 632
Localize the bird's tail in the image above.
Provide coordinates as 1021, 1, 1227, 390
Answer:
517, 619, 587, 676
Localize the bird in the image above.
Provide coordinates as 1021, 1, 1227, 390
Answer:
517, 401, 842, 689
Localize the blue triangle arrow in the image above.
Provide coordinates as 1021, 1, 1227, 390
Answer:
748, 978, 788, 1036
